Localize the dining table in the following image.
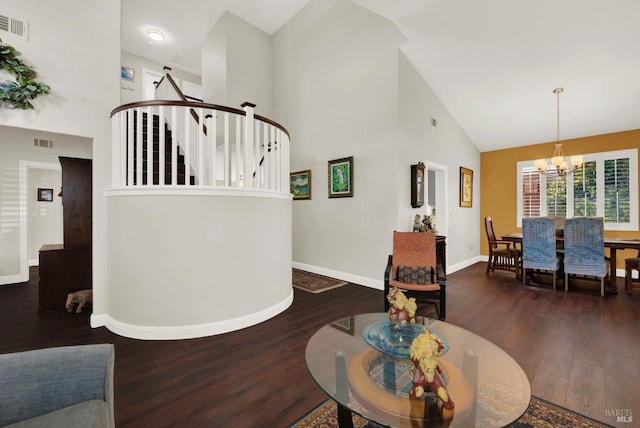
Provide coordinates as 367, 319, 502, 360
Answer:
501, 232, 640, 294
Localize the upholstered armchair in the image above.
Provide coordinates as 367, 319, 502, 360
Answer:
484, 216, 522, 280
0, 344, 115, 427
522, 217, 561, 289
384, 231, 446, 320
564, 217, 608, 296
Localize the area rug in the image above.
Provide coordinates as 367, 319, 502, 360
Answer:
288, 396, 613, 428
292, 269, 348, 293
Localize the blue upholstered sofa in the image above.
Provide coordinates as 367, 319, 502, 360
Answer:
0, 344, 114, 427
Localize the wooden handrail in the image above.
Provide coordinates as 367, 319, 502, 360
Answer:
110, 99, 290, 138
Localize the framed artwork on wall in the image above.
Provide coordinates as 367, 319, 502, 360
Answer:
290, 170, 311, 200
459, 167, 473, 207
121, 66, 134, 82
37, 188, 53, 202
328, 156, 353, 198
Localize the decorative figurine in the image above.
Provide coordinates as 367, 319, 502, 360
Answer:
387, 288, 417, 323
413, 214, 422, 232
409, 330, 455, 410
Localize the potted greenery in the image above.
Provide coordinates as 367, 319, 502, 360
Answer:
0, 38, 50, 109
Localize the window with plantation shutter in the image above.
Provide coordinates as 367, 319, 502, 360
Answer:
521, 168, 540, 217
546, 172, 566, 217
517, 148, 638, 230
604, 157, 630, 224
573, 160, 597, 216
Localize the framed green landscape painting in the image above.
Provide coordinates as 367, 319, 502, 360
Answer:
328, 156, 353, 198
290, 170, 311, 200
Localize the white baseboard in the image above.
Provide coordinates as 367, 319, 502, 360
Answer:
0, 273, 28, 286
91, 290, 294, 340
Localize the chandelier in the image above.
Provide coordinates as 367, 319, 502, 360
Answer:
534, 88, 583, 176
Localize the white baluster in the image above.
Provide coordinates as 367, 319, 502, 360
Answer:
135, 108, 143, 187
146, 106, 153, 186
171, 106, 178, 186
251, 120, 261, 189
158, 106, 165, 186
236, 115, 242, 187
198, 107, 205, 185
270, 126, 276, 190
242, 102, 256, 189
111, 113, 118, 187
127, 111, 134, 187
184, 108, 191, 186
224, 112, 230, 187
209, 111, 217, 186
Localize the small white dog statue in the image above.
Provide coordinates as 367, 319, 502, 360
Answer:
65, 289, 93, 314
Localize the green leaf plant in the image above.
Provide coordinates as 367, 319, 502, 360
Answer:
0, 38, 50, 109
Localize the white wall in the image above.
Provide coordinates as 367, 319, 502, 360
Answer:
103, 189, 292, 339
0, 1, 120, 316
274, 0, 406, 287
28, 168, 62, 264
274, 0, 481, 287
202, 16, 227, 105
202, 12, 273, 117
0, 126, 92, 283
120, 51, 201, 104
398, 53, 481, 268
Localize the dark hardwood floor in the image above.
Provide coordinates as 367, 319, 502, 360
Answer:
1, 264, 638, 427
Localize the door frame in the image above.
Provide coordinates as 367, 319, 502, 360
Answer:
0, 161, 61, 285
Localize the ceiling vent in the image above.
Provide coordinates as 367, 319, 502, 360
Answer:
33, 138, 54, 149
0, 14, 29, 40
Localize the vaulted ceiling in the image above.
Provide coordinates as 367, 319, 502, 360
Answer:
122, 0, 640, 152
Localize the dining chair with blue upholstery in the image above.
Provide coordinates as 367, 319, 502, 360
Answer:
522, 217, 561, 289
563, 217, 608, 296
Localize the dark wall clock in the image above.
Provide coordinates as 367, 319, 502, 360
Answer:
411, 162, 425, 208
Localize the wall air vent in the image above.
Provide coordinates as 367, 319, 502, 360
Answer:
0, 14, 29, 40
33, 138, 53, 149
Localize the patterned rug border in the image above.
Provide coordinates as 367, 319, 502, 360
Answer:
292, 269, 348, 294
288, 396, 614, 428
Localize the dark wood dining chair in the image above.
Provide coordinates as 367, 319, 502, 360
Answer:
625, 251, 640, 294
484, 216, 522, 280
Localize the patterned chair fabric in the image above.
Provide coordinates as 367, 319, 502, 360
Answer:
383, 231, 446, 320
563, 217, 608, 296
522, 217, 561, 289
484, 216, 522, 280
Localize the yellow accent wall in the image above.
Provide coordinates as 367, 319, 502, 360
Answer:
480, 129, 640, 269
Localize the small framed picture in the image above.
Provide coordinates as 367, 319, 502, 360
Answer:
459, 167, 473, 207
37, 188, 53, 202
121, 66, 135, 82
328, 156, 353, 198
290, 170, 311, 200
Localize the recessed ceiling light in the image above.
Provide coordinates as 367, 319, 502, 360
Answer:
146, 28, 165, 42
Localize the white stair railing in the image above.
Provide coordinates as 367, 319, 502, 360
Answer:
110, 100, 290, 192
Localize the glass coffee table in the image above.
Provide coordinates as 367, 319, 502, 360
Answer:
305, 313, 531, 427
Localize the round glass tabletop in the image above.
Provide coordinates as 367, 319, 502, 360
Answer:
305, 313, 531, 427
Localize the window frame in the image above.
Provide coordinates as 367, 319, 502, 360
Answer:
517, 148, 638, 231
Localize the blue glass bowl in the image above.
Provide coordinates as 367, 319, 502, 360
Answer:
362, 321, 449, 359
